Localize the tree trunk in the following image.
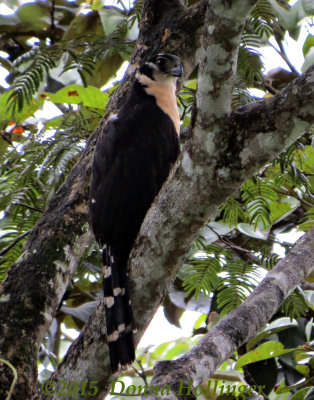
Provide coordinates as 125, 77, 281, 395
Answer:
0, 1, 313, 399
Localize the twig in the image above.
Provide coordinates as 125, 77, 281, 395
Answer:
207, 225, 262, 266
270, 38, 299, 75
50, 0, 56, 43
0, 132, 13, 146
60, 329, 76, 342
132, 360, 149, 386
263, 81, 278, 95
12, 203, 43, 213
301, 282, 314, 291
274, 188, 314, 208
70, 281, 98, 301
0, 231, 30, 258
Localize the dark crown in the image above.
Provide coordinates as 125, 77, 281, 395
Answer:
139, 53, 183, 80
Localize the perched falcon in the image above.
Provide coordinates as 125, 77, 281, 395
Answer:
90, 53, 182, 372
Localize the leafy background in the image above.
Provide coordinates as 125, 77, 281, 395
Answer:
0, 0, 313, 398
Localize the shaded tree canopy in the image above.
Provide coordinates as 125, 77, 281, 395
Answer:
0, 1, 313, 399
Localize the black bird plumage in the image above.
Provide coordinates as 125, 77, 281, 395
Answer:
90, 54, 182, 372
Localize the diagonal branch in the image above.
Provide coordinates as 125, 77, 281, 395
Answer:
144, 227, 314, 400
43, 18, 314, 400
43, 0, 313, 398
0, 1, 206, 399
1, 1, 314, 399
0, 230, 31, 257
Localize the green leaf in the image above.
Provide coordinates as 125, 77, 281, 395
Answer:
241, 178, 277, 229
164, 341, 190, 360
300, 208, 314, 231
303, 34, 314, 57
60, 301, 98, 324
193, 314, 207, 330
236, 341, 297, 369
247, 318, 298, 350
200, 222, 235, 244
220, 196, 246, 227
91, 0, 106, 11
98, 7, 125, 35
291, 387, 313, 400
281, 289, 308, 319
182, 244, 224, 299
237, 45, 263, 86
43, 116, 64, 129
42, 85, 109, 109
0, 91, 39, 122
0, 13, 20, 27
85, 54, 124, 88
62, 12, 104, 41
217, 259, 260, 315
269, 196, 300, 224
302, 47, 314, 73
237, 222, 269, 239
151, 341, 173, 358
16, 3, 50, 30
296, 145, 314, 174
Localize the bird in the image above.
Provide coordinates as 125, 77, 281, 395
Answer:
90, 53, 183, 372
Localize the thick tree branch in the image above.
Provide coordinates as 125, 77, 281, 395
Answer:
43, 1, 313, 399
143, 228, 314, 400
0, 1, 205, 399
1, 0, 314, 399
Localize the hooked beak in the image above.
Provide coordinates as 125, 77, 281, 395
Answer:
172, 64, 183, 78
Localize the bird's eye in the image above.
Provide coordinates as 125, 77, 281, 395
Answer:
157, 58, 162, 65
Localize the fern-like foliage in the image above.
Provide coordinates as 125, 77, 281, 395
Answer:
242, 177, 278, 229
289, 161, 311, 190
250, 0, 276, 39
183, 238, 263, 316
62, 50, 96, 88
258, 251, 281, 269
37, 109, 95, 191
220, 195, 246, 227
131, 0, 144, 21
0, 109, 90, 280
237, 30, 264, 90
8, 44, 59, 113
300, 208, 314, 231
272, 136, 314, 198
237, 45, 264, 87
7, 11, 136, 113
0, 157, 44, 279
277, 140, 303, 172
182, 244, 226, 299
232, 86, 259, 108
61, 19, 133, 86
281, 288, 309, 320
236, 0, 277, 90
217, 259, 260, 315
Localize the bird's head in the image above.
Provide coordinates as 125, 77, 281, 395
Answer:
135, 54, 182, 135
138, 53, 183, 82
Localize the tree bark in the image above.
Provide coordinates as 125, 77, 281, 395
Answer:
0, 0, 314, 399
142, 227, 314, 400
42, 0, 314, 397
0, 2, 206, 399
37, 63, 314, 400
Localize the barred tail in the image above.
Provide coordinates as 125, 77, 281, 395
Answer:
102, 245, 135, 372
